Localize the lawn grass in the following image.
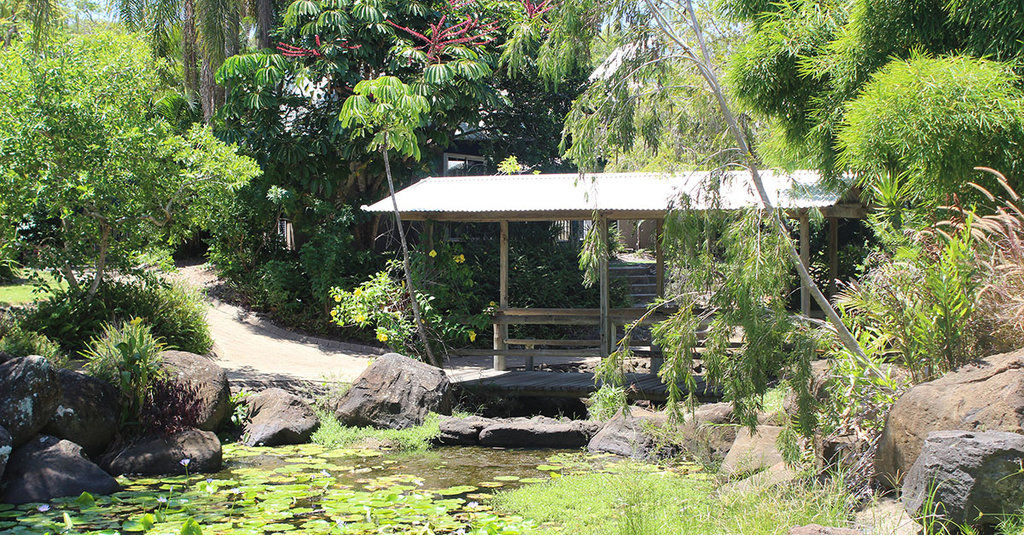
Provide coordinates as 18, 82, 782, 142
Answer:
0, 271, 63, 306
310, 411, 442, 452
494, 462, 852, 535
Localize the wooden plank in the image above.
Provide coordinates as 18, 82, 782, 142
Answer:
447, 370, 720, 402
655, 219, 665, 298
599, 218, 610, 358
799, 210, 811, 317
828, 216, 838, 296
494, 220, 509, 371
453, 348, 604, 358
504, 339, 603, 347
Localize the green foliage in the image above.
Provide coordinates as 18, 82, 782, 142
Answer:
494, 461, 853, 535
330, 251, 488, 355
311, 411, 442, 452
20, 276, 212, 356
340, 76, 430, 160
0, 31, 258, 291
83, 319, 167, 429
724, 0, 1024, 198
0, 313, 66, 366
838, 55, 1024, 209
837, 223, 979, 382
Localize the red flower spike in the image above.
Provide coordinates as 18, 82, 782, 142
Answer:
277, 34, 360, 59
388, 11, 497, 62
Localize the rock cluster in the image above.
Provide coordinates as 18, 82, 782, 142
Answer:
437, 415, 600, 448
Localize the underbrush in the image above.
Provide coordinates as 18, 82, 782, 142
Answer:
310, 411, 442, 452
19, 275, 211, 355
494, 463, 851, 535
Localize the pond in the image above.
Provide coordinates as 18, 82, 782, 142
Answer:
1, 444, 584, 535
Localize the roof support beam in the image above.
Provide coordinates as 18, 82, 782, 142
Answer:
599, 218, 612, 358
493, 220, 509, 371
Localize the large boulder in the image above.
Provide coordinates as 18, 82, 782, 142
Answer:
0, 356, 60, 446
243, 388, 320, 447
587, 408, 664, 458
101, 428, 221, 476
41, 370, 120, 457
335, 353, 451, 429
901, 430, 1024, 527
1, 435, 120, 504
720, 425, 785, 477
160, 351, 230, 431
875, 349, 1024, 487
0, 427, 10, 480
587, 403, 738, 461
436, 416, 498, 446
478, 416, 600, 448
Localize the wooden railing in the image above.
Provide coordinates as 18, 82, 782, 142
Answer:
453, 307, 676, 370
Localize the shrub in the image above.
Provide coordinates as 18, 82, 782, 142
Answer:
139, 377, 203, 436
21, 275, 211, 355
0, 313, 66, 366
83, 319, 166, 430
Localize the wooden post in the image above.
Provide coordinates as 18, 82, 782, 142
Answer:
799, 210, 811, 317
655, 219, 665, 298
493, 220, 509, 371
599, 217, 611, 358
827, 217, 838, 296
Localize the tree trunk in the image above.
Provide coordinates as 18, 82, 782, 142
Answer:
182, 0, 199, 102
381, 143, 439, 367
200, 56, 215, 122
257, 0, 273, 49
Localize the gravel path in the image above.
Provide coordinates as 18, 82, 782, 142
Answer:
170, 262, 381, 392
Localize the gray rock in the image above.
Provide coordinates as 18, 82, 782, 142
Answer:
243, 388, 319, 447
436, 415, 497, 445
478, 416, 600, 448
160, 351, 230, 432
0, 426, 10, 480
587, 408, 664, 458
42, 369, 120, 457
335, 353, 451, 429
787, 525, 861, 535
677, 402, 739, 461
876, 348, 1024, 487
1, 435, 119, 504
0, 356, 60, 446
101, 428, 221, 476
901, 430, 1024, 527
854, 498, 921, 535
720, 425, 785, 477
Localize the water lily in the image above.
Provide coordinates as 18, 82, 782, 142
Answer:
157, 497, 167, 504
37, 505, 50, 513
180, 458, 191, 467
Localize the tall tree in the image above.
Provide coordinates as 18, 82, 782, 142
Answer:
0, 32, 260, 293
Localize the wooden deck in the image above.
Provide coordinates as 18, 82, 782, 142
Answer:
447, 369, 718, 402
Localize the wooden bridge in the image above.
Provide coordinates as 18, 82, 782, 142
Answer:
447, 367, 719, 402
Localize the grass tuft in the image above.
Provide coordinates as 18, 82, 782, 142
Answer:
311, 411, 442, 452
494, 462, 852, 535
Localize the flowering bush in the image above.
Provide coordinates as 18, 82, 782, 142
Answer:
329, 245, 490, 358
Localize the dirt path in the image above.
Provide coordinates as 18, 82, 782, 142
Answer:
171, 263, 381, 392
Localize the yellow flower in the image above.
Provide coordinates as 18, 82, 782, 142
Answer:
354, 313, 366, 323
454, 254, 465, 264
428, 250, 437, 258
334, 294, 342, 302
353, 288, 362, 297
489, 301, 496, 307
376, 331, 389, 342
468, 330, 477, 342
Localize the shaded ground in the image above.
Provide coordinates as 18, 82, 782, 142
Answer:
170, 262, 382, 393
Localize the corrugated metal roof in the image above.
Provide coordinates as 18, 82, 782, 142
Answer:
361, 171, 846, 220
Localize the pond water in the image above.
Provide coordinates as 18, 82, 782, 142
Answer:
1, 444, 582, 535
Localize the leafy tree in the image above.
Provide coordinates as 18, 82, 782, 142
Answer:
0, 32, 260, 296
725, 0, 1024, 205
339, 75, 436, 365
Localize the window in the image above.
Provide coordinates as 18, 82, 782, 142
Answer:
443, 152, 486, 176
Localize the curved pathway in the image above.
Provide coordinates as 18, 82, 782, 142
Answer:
171, 263, 381, 392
